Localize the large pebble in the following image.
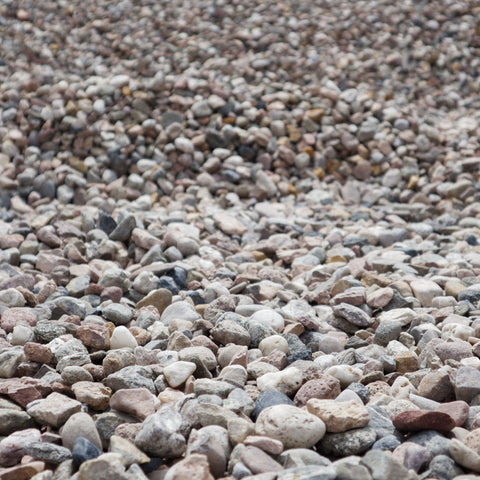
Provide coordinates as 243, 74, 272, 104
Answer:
307, 399, 370, 432
255, 405, 326, 449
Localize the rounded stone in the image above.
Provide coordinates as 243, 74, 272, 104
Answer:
255, 404, 326, 449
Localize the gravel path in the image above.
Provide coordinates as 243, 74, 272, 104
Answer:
1, 0, 480, 479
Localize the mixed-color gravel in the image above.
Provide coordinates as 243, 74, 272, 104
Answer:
2, 0, 480, 479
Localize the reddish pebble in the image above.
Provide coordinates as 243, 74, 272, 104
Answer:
393, 410, 456, 433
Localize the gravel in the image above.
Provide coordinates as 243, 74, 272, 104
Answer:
1, 0, 480, 479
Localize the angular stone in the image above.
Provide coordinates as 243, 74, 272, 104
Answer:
27, 392, 82, 428
134, 407, 186, 458
109, 388, 157, 420
72, 437, 102, 469
307, 399, 370, 432
25, 442, 72, 464
435, 401, 469, 427
108, 435, 150, 466
163, 361, 197, 388
361, 449, 411, 480
71, 381, 112, 411
417, 369, 453, 402
410, 279, 443, 307
455, 366, 480, 402
333, 303, 373, 327
0, 429, 42, 467
77, 452, 130, 480
163, 453, 214, 480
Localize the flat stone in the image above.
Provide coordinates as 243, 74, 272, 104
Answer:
0, 409, 35, 436
317, 427, 376, 457
307, 399, 370, 432
213, 212, 248, 236
1, 308, 37, 333
240, 445, 283, 474
449, 438, 480, 473
410, 279, 443, 307
393, 409, 455, 433
333, 303, 373, 327
109, 388, 158, 420
27, 392, 82, 428
71, 381, 112, 410
25, 442, 72, 464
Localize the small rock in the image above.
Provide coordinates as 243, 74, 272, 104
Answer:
255, 404, 326, 449
307, 399, 370, 432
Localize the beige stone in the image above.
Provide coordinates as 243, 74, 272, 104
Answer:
71, 381, 112, 410
307, 399, 370, 432
450, 439, 480, 473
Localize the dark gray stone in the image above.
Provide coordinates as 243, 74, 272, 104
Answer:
72, 437, 102, 469
252, 390, 295, 421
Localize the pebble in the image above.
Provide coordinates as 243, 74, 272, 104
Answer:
255, 405, 326, 449
307, 399, 370, 432
27, 392, 82, 428
61, 412, 103, 450
134, 406, 186, 458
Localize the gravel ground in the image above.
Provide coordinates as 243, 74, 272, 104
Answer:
1, 0, 480, 479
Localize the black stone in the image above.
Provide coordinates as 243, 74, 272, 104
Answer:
72, 437, 102, 469
185, 291, 204, 305
459, 289, 480, 303
466, 234, 478, 246
238, 144, 256, 161
167, 266, 188, 288
205, 129, 227, 149
158, 276, 180, 294
98, 211, 117, 235
252, 390, 295, 421
141, 457, 163, 474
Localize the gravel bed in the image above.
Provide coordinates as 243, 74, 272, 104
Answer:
1, 0, 480, 479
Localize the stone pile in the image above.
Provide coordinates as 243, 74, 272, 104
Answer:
1, 0, 480, 479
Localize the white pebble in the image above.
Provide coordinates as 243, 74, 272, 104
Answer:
110, 326, 138, 350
